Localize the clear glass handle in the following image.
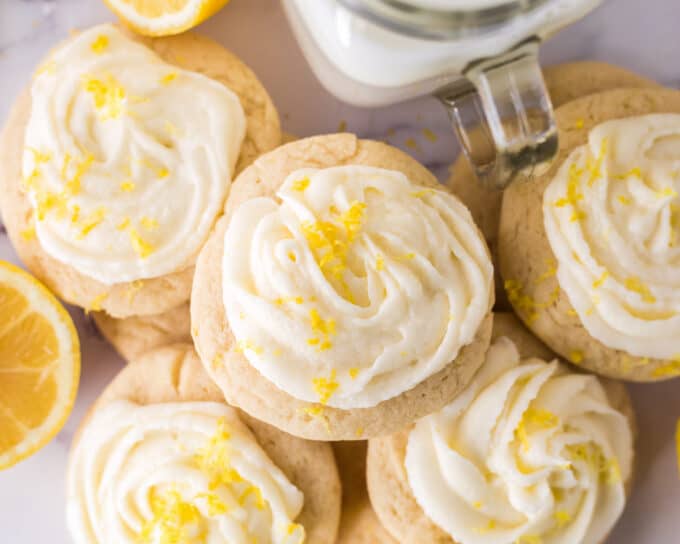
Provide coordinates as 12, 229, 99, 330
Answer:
438, 40, 558, 190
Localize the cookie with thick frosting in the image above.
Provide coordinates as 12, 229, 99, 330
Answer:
0, 24, 280, 318
499, 88, 680, 380
67, 344, 341, 544
92, 302, 191, 361
447, 62, 659, 310
367, 313, 635, 544
191, 134, 495, 440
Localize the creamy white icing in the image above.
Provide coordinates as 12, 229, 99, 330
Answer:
22, 24, 245, 284
405, 336, 632, 544
67, 400, 305, 544
543, 114, 680, 359
221, 165, 493, 409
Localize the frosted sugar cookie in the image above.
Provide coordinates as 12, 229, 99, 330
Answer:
447, 61, 659, 310
67, 344, 341, 544
191, 134, 495, 440
367, 313, 635, 544
92, 302, 191, 361
0, 23, 280, 318
499, 88, 680, 380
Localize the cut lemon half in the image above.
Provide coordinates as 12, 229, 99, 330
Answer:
103, 0, 231, 37
0, 260, 80, 470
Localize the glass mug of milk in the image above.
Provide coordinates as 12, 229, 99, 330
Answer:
282, 0, 602, 188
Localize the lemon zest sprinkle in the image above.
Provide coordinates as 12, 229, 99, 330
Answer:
120, 180, 135, 192
236, 339, 264, 355
355, 427, 364, 438
83, 75, 127, 120
411, 188, 435, 198
86, 292, 107, 314
161, 73, 178, 85
554, 510, 571, 528
194, 418, 243, 490
422, 128, 438, 142
312, 369, 339, 405
515, 408, 559, 452
238, 486, 266, 510
574, 119, 584, 129
375, 254, 385, 271
349, 367, 359, 379
624, 276, 656, 304
516, 535, 542, 544
141, 216, 159, 230
569, 350, 584, 364
195, 492, 229, 516
652, 356, 680, 378
301, 405, 330, 432
592, 271, 609, 288
128, 227, 155, 258
117, 217, 131, 231
26, 147, 52, 164
90, 35, 109, 54
534, 260, 557, 285
20, 227, 36, 241
472, 501, 483, 509
138, 487, 204, 544
292, 177, 310, 192
125, 280, 144, 302
618, 195, 632, 205
77, 207, 106, 239
473, 520, 496, 534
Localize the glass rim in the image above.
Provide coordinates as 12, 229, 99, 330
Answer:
337, 0, 550, 40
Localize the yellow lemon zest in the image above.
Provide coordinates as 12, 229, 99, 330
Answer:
86, 292, 108, 314
613, 167, 642, 180
301, 405, 330, 432
554, 510, 571, 528
554, 163, 584, 208
158, 166, 170, 179
624, 276, 656, 304
473, 520, 496, 534
569, 350, 584, 364
411, 188, 435, 198
26, 147, 52, 164
472, 501, 483, 509
211, 354, 223, 371
585, 138, 608, 186
656, 187, 678, 199
355, 427, 364, 438
292, 177, 310, 192
70, 205, 81, 224
405, 137, 420, 151
238, 486, 266, 510
375, 254, 385, 271
141, 216, 159, 230
195, 492, 228, 516
307, 308, 336, 351
65, 153, 95, 197
236, 339, 264, 355
35, 60, 56, 76
515, 408, 559, 452
652, 356, 680, 378
128, 227, 155, 258
20, 227, 36, 241
592, 270, 609, 288
120, 180, 135, 192
90, 34, 109, 54
117, 217, 131, 231
274, 296, 303, 306
194, 418, 243, 490
287, 251, 297, 262
617, 194, 632, 205
312, 369, 339, 405
138, 487, 204, 544
574, 119, 584, 129
83, 75, 127, 120
76, 207, 106, 239
565, 443, 620, 484
22, 168, 41, 191
161, 72, 177, 85
348, 367, 359, 379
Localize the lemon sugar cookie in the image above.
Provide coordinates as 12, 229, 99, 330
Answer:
67, 344, 341, 544
499, 88, 680, 381
0, 24, 280, 319
192, 134, 494, 440
367, 313, 635, 544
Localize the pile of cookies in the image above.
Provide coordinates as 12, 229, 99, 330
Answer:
0, 21, 678, 544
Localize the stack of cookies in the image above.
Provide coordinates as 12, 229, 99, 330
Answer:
1, 21, 677, 544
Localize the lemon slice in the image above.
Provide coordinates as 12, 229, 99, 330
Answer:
103, 0, 231, 37
0, 260, 80, 470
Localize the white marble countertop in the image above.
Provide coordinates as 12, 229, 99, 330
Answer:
0, 0, 679, 542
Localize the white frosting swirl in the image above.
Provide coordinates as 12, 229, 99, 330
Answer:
543, 114, 680, 359
67, 400, 305, 544
23, 24, 245, 284
405, 336, 632, 544
222, 165, 492, 409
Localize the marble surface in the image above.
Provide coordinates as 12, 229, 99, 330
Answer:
0, 0, 679, 542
